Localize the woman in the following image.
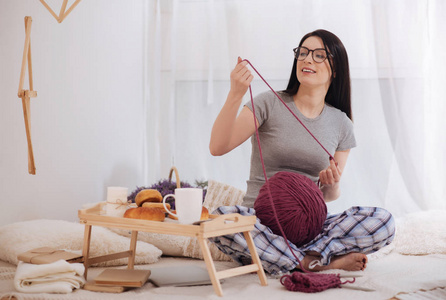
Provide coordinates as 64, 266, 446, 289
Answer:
209, 29, 395, 274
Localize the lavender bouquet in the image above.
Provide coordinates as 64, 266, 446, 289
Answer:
128, 179, 207, 210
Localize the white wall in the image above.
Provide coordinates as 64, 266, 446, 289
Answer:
0, 0, 146, 226
1, 1, 444, 228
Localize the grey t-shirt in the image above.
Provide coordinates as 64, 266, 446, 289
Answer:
243, 90, 356, 208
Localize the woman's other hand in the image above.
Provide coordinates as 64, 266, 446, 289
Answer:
319, 158, 342, 186
319, 151, 350, 202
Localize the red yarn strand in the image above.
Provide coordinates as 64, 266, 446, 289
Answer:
244, 59, 355, 292
249, 84, 309, 272
243, 59, 335, 162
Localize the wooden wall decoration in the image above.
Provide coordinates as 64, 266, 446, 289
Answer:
16, 2, 83, 174
18, 17, 37, 175
39, 0, 82, 23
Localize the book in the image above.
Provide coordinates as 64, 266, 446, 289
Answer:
83, 282, 128, 293
149, 266, 212, 287
94, 269, 151, 288
17, 247, 83, 264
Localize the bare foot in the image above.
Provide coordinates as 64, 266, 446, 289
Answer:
329, 253, 368, 271
300, 252, 368, 272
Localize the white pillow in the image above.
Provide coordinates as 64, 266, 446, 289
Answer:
203, 179, 246, 214
112, 180, 246, 261
393, 210, 446, 255
0, 219, 162, 267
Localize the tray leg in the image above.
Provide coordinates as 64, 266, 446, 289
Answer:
197, 237, 223, 297
243, 231, 268, 286
82, 224, 92, 280
128, 230, 138, 269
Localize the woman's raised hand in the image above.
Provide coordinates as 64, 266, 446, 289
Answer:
209, 57, 258, 156
319, 158, 342, 186
229, 57, 254, 98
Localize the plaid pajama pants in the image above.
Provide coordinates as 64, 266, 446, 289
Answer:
211, 205, 395, 275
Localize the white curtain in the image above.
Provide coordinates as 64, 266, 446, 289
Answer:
144, 0, 446, 217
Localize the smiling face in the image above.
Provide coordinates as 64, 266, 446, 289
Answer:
296, 36, 333, 90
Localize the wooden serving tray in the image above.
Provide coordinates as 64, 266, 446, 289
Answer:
78, 202, 267, 296
79, 202, 256, 238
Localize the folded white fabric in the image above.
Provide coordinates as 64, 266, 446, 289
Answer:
14, 260, 85, 294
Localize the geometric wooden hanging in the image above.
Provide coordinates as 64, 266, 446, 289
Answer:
39, 0, 82, 23
18, 16, 37, 174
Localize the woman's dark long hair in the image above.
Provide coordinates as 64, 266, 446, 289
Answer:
283, 29, 352, 120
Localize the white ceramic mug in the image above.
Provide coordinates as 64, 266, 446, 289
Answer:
163, 188, 203, 224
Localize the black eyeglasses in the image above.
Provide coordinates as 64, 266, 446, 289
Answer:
293, 46, 333, 63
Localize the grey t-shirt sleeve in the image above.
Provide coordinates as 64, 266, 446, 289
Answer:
337, 115, 356, 151
244, 91, 276, 127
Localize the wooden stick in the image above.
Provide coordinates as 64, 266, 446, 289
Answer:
128, 231, 138, 269
198, 237, 223, 296
24, 90, 37, 98
60, 0, 82, 23
217, 264, 259, 280
17, 17, 36, 175
87, 250, 133, 266
26, 24, 33, 91
22, 96, 35, 174
18, 17, 32, 96
58, 0, 69, 23
342, 285, 376, 292
82, 225, 92, 280
39, 0, 59, 22
243, 231, 268, 286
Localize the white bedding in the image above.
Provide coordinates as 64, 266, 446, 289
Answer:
1, 253, 446, 300
0, 206, 445, 299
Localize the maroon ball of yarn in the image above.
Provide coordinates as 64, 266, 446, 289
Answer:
254, 171, 327, 247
